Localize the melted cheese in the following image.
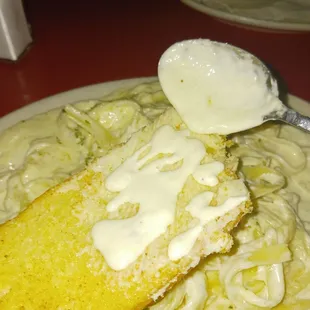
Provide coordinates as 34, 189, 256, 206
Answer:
169, 189, 248, 261
92, 125, 206, 270
192, 162, 224, 186
92, 125, 246, 270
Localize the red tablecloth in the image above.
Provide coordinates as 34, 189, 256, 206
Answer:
0, 0, 309, 117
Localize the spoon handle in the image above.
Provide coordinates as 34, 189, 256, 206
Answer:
278, 108, 310, 133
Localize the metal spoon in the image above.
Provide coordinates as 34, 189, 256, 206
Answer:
233, 45, 310, 133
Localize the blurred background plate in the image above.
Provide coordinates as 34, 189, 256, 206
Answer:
181, 0, 310, 32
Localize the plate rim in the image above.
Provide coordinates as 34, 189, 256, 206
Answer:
181, 0, 310, 32
0, 76, 309, 134
0, 77, 157, 133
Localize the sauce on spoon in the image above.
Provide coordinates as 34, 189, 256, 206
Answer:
158, 39, 284, 135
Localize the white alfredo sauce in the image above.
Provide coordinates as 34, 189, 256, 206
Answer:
91, 125, 247, 270
182, 271, 208, 309
158, 39, 284, 135
192, 161, 224, 186
168, 190, 248, 261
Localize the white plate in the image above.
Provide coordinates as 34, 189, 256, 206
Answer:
0, 76, 309, 133
182, 0, 310, 32
0, 77, 156, 133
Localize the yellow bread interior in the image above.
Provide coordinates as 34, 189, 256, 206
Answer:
0, 108, 252, 309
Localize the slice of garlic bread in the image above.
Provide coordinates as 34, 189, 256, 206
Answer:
0, 108, 251, 309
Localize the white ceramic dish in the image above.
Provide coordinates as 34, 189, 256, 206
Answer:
182, 0, 310, 32
0, 77, 309, 133
0, 77, 156, 133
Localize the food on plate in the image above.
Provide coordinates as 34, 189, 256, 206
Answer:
150, 123, 310, 310
0, 93, 251, 309
0, 84, 159, 224
0, 81, 309, 309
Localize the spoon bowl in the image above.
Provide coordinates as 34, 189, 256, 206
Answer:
230, 44, 310, 133
159, 39, 310, 134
